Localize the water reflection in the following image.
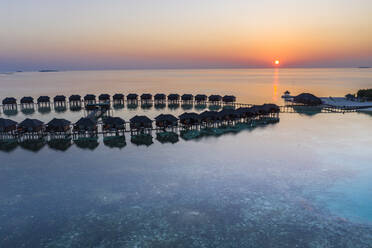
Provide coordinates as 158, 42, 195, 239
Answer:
47, 139, 72, 151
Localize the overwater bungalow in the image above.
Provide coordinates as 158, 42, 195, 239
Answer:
127, 93, 139, 104
168, 93, 180, 103
155, 114, 178, 130
113, 93, 125, 106
181, 94, 194, 103
99, 94, 111, 104
235, 107, 255, 120
195, 94, 207, 103
53, 95, 67, 109
69, 94, 82, 110
18, 118, 45, 141
208, 95, 222, 104
0, 118, 17, 140
154, 93, 166, 103
37, 96, 50, 107
73, 117, 97, 136
2, 97, 18, 112
20, 96, 35, 112
46, 118, 71, 139
37, 96, 51, 113
262, 104, 280, 115
218, 109, 239, 125
140, 93, 152, 104
222, 95, 236, 105
129, 115, 153, 134
102, 116, 125, 135
179, 112, 200, 129
293, 93, 322, 106
199, 111, 219, 127
84, 94, 96, 106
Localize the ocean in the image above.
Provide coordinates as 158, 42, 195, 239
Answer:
0, 68, 371, 247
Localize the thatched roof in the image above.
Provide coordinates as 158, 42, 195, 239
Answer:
262, 103, 280, 113
168, 94, 180, 100
69, 95, 81, 101
20, 96, 34, 104
37, 96, 50, 103
195, 94, 207, 101
250, 105, 263, 115
47, 118, 71, 128
209, 95, 222, 101
54, 95, 66, 102
99, 94, 110, 100
19, 118, 44, 129
127, 93, 138, 100
199, 110, 218, 120
222, 95, 236, 102
75, 118, 96, 129
154, 93, 166, 100
181, 94, 193, 101
155, 114, 178, 123
179, 112, 200, 120
0, 118, 17, 130
218, 109, 238, 118
103, 116, 125, 126
2, 97, 17, 105
130, 115, 153, 124
84, 94, 96, 101
113, 93, 124, 100
293, 93, 322, 105
235, 107, 254, 117
141, 93, 152, 100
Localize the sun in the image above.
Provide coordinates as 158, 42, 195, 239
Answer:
274, 60, 280, 65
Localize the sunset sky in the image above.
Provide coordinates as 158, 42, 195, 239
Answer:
0, 0, 371, 71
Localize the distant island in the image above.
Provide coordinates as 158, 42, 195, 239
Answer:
357, 66, 371, 69
39, 69, 59, 72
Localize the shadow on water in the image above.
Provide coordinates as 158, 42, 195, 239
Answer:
54, 107, 67, 113
127, 104, 138, 110
113, 104, 124, 110
357, 111, 372, 118
103, 136, 126, 149
131, 134, 153, 146
47, 139, 72, 151
156, 132, 179, 144
0, 140, 18, 152
155, 103, 166, 110
38, 107, 51, 114
21, 108, 35, 115
181, 104, 193, 111
3, 110, 18, 117
195, 104, 207, 110
19, 139, 46, 152
74, 138, 99, 150
292, 105, 322, 117
168, 103, 180, 110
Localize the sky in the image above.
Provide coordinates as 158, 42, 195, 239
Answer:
0, 0, 371, 71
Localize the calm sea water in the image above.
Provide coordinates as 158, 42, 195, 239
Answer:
0, 68, 372, 247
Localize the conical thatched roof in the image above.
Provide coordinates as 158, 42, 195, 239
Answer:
37, 96, 50, 103
155, 114, 178, 122
168, 94, 180, 100
75, 117, 96, 128
293, 93, 322, 105
0, 118, 17, 129
113, 93, 124, 100
19, 118, 44, 128
127, 93, 138, 100
181, 94, 193, 101
130, 115, 153, 124
99, 94, 110, 100
103, 116, 125, 126
47, 118, 71, 128
235, 107, 254, 116
141, 93, 152, 100
222, 95, 236, 102
20, 96, 34, 104
262, 103, 280, 113
154, 93, 166, 100
179, 112, 200, 120
199, 110, 218, 119
209, 95, 222, 101
69, 95, 81, 101
218, 109, 237, 118
2, 97, 17, 105
195, 94, 207, 101
84, 94, 96, 101
54, 95, 66, 102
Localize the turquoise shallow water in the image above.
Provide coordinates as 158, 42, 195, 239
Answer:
0, 69, 372, 247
